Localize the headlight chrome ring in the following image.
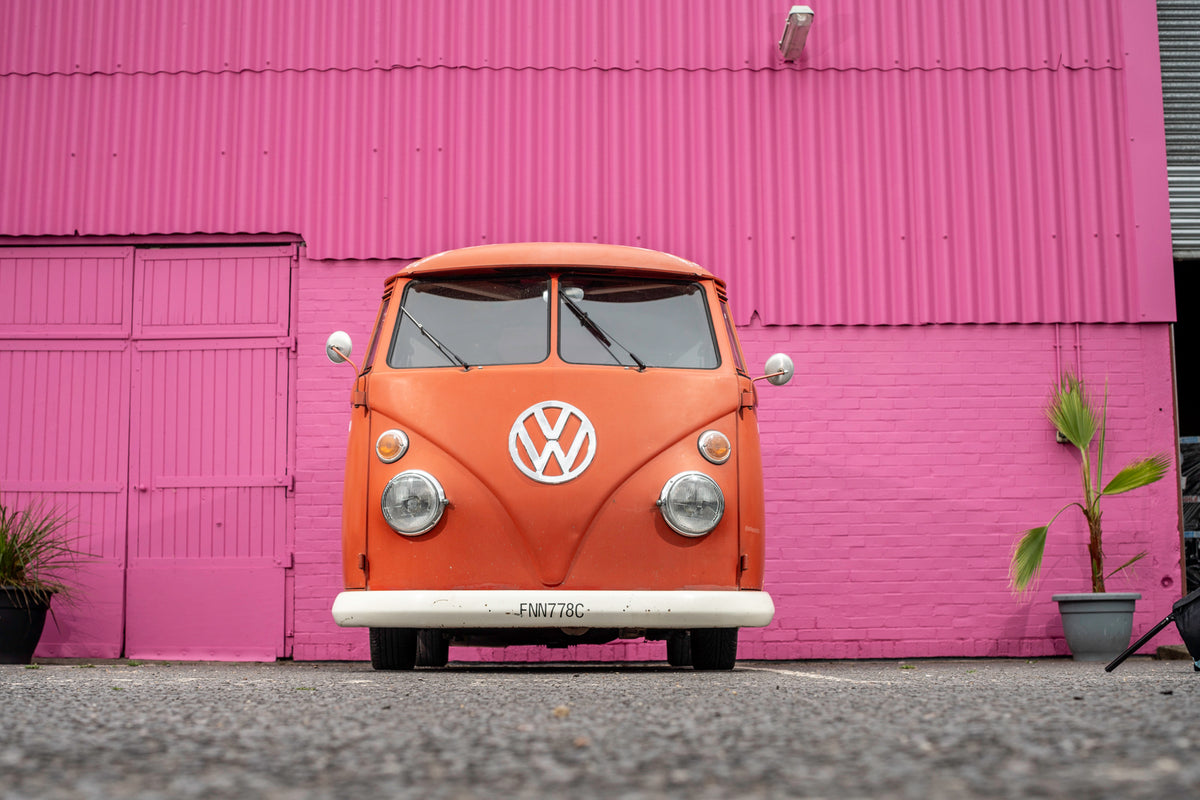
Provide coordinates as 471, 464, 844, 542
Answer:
381, 470, 448, 536
657, 471, 725, 537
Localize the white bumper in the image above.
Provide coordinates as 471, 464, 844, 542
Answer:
332, 589, 774, 629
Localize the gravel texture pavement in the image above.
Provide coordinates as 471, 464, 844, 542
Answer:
1, 657, 1197, 799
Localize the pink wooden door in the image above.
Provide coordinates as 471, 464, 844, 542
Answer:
124, 246, 295, 660
0, 247, 134, 657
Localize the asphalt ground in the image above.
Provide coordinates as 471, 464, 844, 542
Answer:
1, 657, 1197, 799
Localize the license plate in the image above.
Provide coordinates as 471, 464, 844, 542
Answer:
517, 601, 587, 620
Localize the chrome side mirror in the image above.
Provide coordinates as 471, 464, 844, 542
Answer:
325, 331, 354, 365
755, 353, 794, 386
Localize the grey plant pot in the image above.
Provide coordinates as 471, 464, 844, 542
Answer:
1052, 592, 1140, 662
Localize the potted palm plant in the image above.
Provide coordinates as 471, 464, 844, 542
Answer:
1010, 373, 1171, 661
0, 496, 82, 664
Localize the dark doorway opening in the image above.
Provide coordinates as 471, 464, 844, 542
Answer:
1176, 262, 1200, 437
1176, 260, 1200, 592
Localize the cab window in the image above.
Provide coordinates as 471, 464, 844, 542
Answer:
387, 277, 550, 368
558, 276, 720, 369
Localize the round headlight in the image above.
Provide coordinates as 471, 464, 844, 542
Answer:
376, 429, 409, 463
657, 472, 724, 537
381, 470, 447, 536
697, 430, 731, 464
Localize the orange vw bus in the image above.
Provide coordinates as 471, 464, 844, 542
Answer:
326, 243, 792, 670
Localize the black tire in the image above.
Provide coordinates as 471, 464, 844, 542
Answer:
666, 632, 692, 667
416, 629, 450, 667
690, 628, 738, 671
369, 627, 418, 670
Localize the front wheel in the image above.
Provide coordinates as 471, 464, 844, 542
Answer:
690, 628, 738, 671
416, 629, 450, 667
369, 627, 418, 670
666, 632, 692, 667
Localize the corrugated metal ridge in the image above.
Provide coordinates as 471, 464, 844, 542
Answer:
0, 63, 1155, 324
1, 62, 1121, 79
0, 0, 1123, 77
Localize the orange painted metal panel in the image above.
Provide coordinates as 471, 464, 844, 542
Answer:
338, 243, 769, 615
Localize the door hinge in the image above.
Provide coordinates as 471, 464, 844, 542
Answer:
358, 553, 369, 578
351, 389, 367, 407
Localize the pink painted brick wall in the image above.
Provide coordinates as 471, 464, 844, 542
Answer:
292, 254, 1182, 661
292, 254, 405, 660
741, 321, 1181, 660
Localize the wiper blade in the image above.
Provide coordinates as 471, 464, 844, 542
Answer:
560, 292, 646, 372
400, 306, 471, 370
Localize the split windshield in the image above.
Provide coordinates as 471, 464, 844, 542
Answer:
387, 274, 719, 370
558, 276, 719, 369
388, 277, 550, 368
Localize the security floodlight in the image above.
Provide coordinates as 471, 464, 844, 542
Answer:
779, 5, 814, 61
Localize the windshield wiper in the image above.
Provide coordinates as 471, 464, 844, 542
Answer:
560, 293, 646, 372
400, 306, 471, 370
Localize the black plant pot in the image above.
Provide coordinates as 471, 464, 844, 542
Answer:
0, 587, 51, 664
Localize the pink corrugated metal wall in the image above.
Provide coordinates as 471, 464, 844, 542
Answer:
0, 0, 1120, 74
0, 0, 1174, 325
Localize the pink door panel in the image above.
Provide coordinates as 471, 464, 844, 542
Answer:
133, 249, 292, 340
125, 247, 294, 660
0, 247, 134, 658
0, 247, 134, 339
124, 561, 285, 661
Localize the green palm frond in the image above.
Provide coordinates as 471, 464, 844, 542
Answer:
1010, 372, 1171, 597
1010, 525, 1049, 594
1102, 454, 1170, 496
0, 497, 83, 604
1046, 373, 1097, 451
1104, 551, 1147, 580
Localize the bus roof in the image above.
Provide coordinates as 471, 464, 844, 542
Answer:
393, 243, 720, 283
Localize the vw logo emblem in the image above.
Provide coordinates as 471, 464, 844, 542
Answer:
509, 401, 597, 484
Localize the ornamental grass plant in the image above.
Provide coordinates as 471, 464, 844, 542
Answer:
1010, 373, 1171, 595
0, 496, 83, 606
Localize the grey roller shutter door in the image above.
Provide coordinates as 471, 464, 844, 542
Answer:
1160, 0, 1200, 255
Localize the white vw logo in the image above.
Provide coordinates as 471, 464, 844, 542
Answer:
509, 401, 597, 484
